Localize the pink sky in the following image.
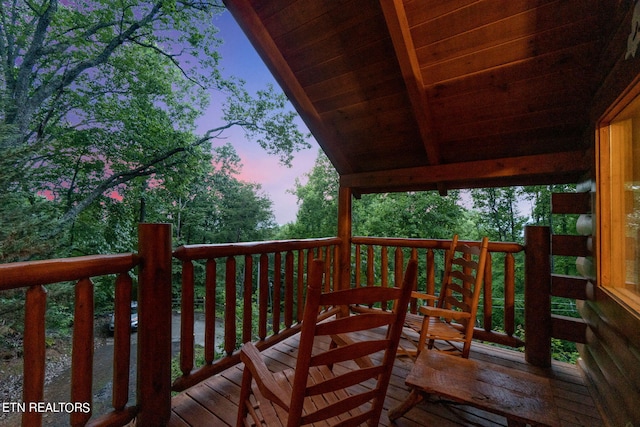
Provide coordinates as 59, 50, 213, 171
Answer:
195, 11, 318, 225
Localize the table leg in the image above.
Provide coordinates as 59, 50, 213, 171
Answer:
388, 389, 424, 421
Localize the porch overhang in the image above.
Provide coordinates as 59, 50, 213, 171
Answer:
223, 0, 612, 193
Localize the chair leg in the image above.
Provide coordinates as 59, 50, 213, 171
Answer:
237, 369, 254, 426
387, 389, 424, 421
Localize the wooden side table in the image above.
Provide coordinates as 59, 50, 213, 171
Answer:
388, 350, 560, 427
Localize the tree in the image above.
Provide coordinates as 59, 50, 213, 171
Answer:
170, 144, 277, 244
285, 150, 339, 238
0, 0, 309, 260
284, 150, 466, 240
522, 184, 577, 232
471, 187, 527, 242
353, 191, 464, 239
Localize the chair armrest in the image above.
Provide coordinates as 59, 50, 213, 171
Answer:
240, 342, 290, 410
411, 291, 437, 302
418, 305, 471, 320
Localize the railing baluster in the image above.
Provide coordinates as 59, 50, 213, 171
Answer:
22, 285, 47, 427
355, 244, 362, 287
297, 249, 304, 322
258, 254, 268, 341
483, 252, 493, 332
381, 246, 389, 310
225, 256, 236, 356
332, 245, 340, 290
181, 260, 194, 376
504, 252, 515, 336
426, 249, 435, 302
409, 249, 418, 313
323, 246, 331, 293
394, 247, 403, 284
273, 253, 281, 334
285, 251, 294, 328
243, 255, 253, 343
205, 259, 217, 364
113, 273, 132, 411
367, 245, 374, 288
71, 277, 94, 427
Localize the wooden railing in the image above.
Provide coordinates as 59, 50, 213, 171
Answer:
171, 237, 341, 391
351, 237, 526, 348
0, 227, 531, 426
0, 253, 140, 427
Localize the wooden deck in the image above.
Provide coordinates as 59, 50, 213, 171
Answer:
168, 329, 604, 427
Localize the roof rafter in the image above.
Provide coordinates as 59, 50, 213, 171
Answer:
378, 0, 441, 167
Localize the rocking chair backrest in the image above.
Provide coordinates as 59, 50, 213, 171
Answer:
286, 258, 416, 426
237, 257, 417, 427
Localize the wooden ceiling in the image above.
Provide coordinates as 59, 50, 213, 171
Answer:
224, 0, 619, 194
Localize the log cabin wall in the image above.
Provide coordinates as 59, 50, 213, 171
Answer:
580, 2, 640, 425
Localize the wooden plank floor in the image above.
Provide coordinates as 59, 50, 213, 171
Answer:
168, 329, 604, 427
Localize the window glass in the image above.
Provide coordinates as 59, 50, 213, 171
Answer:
605, 96, 640, 306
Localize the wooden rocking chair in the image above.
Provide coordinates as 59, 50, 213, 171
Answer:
236, 258, 417, 427
403, 235, 489, 359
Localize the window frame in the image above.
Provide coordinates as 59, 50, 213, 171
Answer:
597, 80, 640, 312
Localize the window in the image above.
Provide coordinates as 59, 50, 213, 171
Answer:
599, 93, 640, 308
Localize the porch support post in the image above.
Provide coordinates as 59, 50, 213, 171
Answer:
337, 186, 352, 290
137, 223, 173, 426
524, 225, 552, 367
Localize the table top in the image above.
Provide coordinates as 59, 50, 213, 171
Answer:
406, 350, 560, 427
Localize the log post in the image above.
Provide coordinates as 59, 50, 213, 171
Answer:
22, 285, 47, 427
524, 226, 552, 367
136, 223, 173, 426
337, 186, 352, 291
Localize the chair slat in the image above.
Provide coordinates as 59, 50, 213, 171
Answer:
450, 269, 477, 285
310, 339, 389, 367
301, 389, 377, 425
314, 312, 395, 336
319, 286, 403, 307
306, 365, 385, 396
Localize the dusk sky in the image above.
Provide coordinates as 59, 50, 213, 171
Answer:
196, 10, 320, 225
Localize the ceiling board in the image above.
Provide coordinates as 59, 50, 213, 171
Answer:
224, 0, 617, 193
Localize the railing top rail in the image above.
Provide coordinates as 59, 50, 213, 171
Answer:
0, 253, 140, 291
351, 236, 524, 253
173, 237, 342, 261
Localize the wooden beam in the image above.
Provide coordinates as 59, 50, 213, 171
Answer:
551, 192, 592, 214
551, 274, 590, 301
340, 150, 591, 192
551, 235, 592, 257
551, 314, 588, 344
378, 0, 441, 166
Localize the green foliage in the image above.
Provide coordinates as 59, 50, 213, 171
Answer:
284, 151, 466, 240
353, 191, 464, 239
284, 150, 339, 238
470, 187, 527, 243
551, 339, 579, 364
0, 0, 308, 261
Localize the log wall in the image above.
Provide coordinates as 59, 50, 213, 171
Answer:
581, 3, 640, 424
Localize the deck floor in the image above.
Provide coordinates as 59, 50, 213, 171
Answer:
168, 330, 604, 427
